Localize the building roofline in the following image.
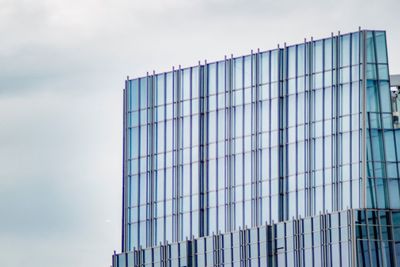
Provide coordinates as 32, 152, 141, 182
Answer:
126, 29, 385, 82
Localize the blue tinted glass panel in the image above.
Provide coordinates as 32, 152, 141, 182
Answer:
131, 79, 139, 111
140, 78, 147, 109
340, 34, 350, 67
375, 31, 388, 64
366, 32, 376, 63
314, 40, 323, 72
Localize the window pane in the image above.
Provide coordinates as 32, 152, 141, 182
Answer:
375, 31, 388, 64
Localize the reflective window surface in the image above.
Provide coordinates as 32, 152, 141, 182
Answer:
114, 209, 400, 267
120, 30, 400, 266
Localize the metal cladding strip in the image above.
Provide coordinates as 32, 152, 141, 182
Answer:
223, 55, 229, 232
198, 61, 205, 237
349, 33, 353, 211
254, 49, 260, 226
146, 72, 152, 247
204, 59, 210, 237
189, 66, 193, 239
268, 50, 272, 225
151, 71, 156, 246
283, 43, 289, 222
122, 79, 128, 252
162, 72, 167, 244
321, 38, 325, 214
215, 61, 220, 232
241, 56, 246, 230
294, 44, 298, 220
241, 55, 245, 229
278, 44, 284, 222
334, 32, 340, 212
227, 54, 233, 232
328, 34, 334, 215
176, 65, 182, 242
362, 30, 367, 209
307, 37, 313, 218
203, 61, 209, 237
196, 61, 202, 238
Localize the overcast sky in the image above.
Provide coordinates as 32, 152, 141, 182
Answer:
0, 0, 399, 266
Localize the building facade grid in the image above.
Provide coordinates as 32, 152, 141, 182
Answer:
113, 29, 400, 266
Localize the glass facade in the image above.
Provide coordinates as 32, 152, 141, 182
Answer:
113, 30, 400, 266
113, 209, 400, 267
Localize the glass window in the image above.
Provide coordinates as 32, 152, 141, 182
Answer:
233, 57, 243, 90
366, 31, 376, 64
341, 84, 351, 116
130, 128, 139, 158
314, 73, 323, 89
130, 79, 139, 111
166, 73, 173, 104
375, 31, 388, 64
352, 32, 360, 65
314, 40, 323, 73
235, 106, 243, 137
259, 52, 270, 85
271, 50, 279, 82
192, 66, 199, 98
324, 38, 333, 70
182, 68, 191, 100
130, 175, 139, 206
156, 75, 165, 107
315, 89, 323, 121
244, 104, 251, 136
297, 93, 305, 124
244, 55, 252, 88
288, 95, 296, 127
379, 81, 391, 113
340, 34, 351, 67
234, 89, 243, 106
297, 44, 305, 76
366, 80, 379, 112
288, 46, 296, 79
140, 78, 148, 109
217, 62, 225, 93
208, 63, 217, 96
384, 131, 396, 162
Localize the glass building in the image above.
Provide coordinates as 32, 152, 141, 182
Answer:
112, 29, 400, 266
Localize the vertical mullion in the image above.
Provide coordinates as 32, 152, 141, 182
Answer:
123, 79, 128, 251
162, 73, 167, 244
189, 67, 193, 239
254, 50, 260, 226
229, 54, 234, 231
322, 39, 326, 214
172, 67, 177, 242
224, 56, 229, 233
241, 56, 245, 229
268, 50, 272, 224
349, 34, 353, 211
307, 38, 313, 217
295, 44, 299, 220
362, 30, 368, 209
335, 33, 340, 212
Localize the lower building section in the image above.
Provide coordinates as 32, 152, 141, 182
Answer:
113, 209, 400, 267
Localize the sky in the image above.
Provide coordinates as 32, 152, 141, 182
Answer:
0, 0, 399, 266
